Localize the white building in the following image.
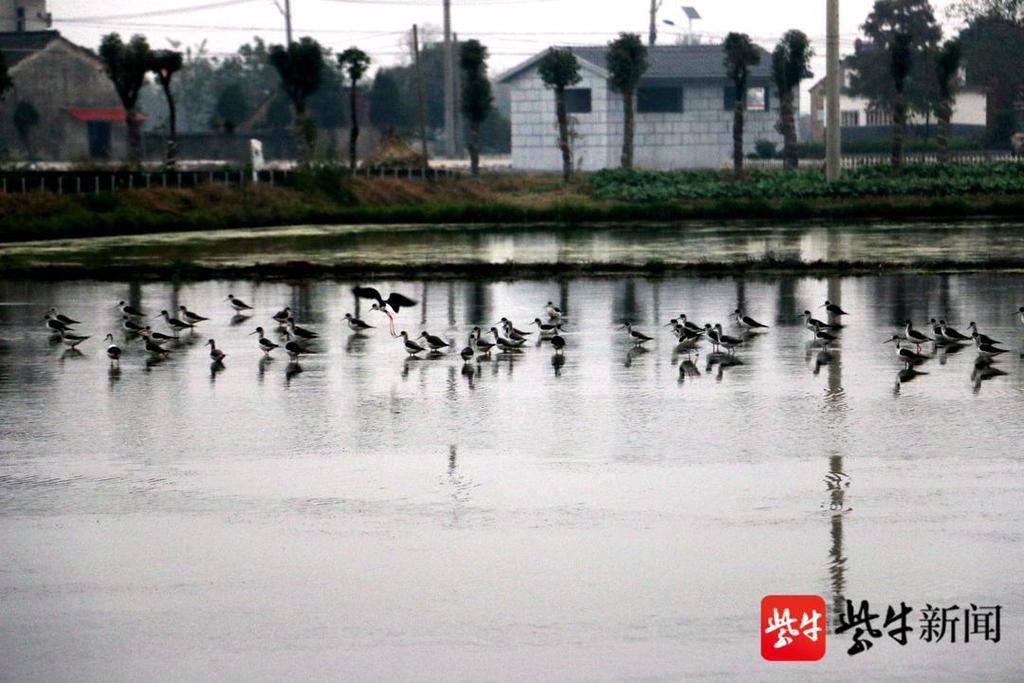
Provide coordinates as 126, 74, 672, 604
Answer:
808, 66, 987, 142
497, 44, 786, 171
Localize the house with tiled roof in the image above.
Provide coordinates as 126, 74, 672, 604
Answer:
497, 44, 786, 170
0, 28, 137, 161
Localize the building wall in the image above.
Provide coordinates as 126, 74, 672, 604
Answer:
509, 65, 613, 172
607, 83, 784, 168
508, 65, 784, 170
0, 40, 127, 161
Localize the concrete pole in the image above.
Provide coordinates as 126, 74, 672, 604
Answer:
284, 0, 293, 45
648, 0, 658, 46
454, 31, 463, 156
826, 0, 841, 181
443, 0, 457, 158
414, 24, 429, 163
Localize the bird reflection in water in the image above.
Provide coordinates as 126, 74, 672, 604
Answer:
551, 352, 566, 377
461, 362, 478, 389
107, 364, 121, 389
258, 355, 273, 383
811, 349, 833, 376
936, 341, 966, 365
624, 345, 649, 368
285, 361, 303, 384
705, 352, 741, 382
971, 356, 1007, 393
345, 333, 369, 354
893, 364, 928, 394
210, 360, 225, 382
229, 313, 252, 327
678, 356, 701, 384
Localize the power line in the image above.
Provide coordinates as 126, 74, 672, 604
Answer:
61, 0, 264, 23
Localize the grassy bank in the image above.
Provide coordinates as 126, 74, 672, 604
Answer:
1, 164, 1023, 243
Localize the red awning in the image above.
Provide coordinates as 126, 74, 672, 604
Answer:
67, 108, 146, 122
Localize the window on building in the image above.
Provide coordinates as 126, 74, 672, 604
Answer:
724, 85, 769, 111
746, 87, 768, 112
840, 110, 860, 127
564, 88, 592, 114
638, 86, 683, 113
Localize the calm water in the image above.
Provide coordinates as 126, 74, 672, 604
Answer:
2, 275, 1024, 681
4, 218, 1024, 270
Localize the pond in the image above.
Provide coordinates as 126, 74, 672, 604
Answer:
4, 218, 1024, 272
2, 274, 1023, 680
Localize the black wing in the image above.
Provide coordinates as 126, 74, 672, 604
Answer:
352, 286, 383, 302
385, 292, 418, 312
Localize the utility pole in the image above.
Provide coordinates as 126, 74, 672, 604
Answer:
826, 0, 841, 181
454, 31, 463, 156
414, 24, 429, 163
276, 0, 293, 45
443, 0, 457, 158
284, 0, 292, 45
648, 0, 662, 46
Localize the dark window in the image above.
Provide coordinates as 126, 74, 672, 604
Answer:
564, 88, 592, 114
16, 7, 25, 32
87, 122, 112, 160
638, 87, 683, 113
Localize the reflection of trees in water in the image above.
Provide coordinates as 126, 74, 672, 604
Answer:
774, 278, 797, 326
464, 281, 490, 326
614, 279, 641, 324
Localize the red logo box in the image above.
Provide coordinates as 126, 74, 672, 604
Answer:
761, 595, 827, 661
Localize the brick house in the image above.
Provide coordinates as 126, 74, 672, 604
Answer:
0, 30, 138, 161
497, 44, 785, 170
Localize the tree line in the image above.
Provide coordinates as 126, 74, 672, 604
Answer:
0, 31, 509, 172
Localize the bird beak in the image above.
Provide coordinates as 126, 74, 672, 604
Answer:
616, 325, 626, 330
817, 304, 825, 309
882, 338, 893, 344
663, 322, 674, 327
248, 330, 257, 335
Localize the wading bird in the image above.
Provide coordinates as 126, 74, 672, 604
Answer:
250, 327, 280, 356
225, 294, 253, 312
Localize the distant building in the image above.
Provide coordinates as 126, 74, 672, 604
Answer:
0, 30, 138, 161
0, 0, 51, 33
497, 44, 786, 171
807, 65, 987, 143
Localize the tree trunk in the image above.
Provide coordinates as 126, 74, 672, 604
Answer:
555, 87, 572, 183
161, 81, 177, 169
936, 101, 951, 164
126, 106, 142, 167
892, 93, 906, 168
621, 88, 635, 169
733, 98, 745, 178
349, 81, 359, 170
469, 120, 481, 176
781, 88, 798, 171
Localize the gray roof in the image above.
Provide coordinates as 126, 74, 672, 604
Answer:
0, 30, 61, 68
498, 43, 774, 84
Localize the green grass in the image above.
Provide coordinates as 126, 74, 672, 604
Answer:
2, 164, 1024, 244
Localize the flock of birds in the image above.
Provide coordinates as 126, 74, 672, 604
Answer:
39, 289, 1024, 385
39, 286, 568, 370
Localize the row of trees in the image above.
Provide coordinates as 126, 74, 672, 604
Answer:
849, 0, 1024, 158
93, 32, 500, 172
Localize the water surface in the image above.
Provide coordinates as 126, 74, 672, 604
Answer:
1, 274, 1023, 681
3, 219, 1024, 271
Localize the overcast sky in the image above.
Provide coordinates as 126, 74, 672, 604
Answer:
53, 0, 965, 94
